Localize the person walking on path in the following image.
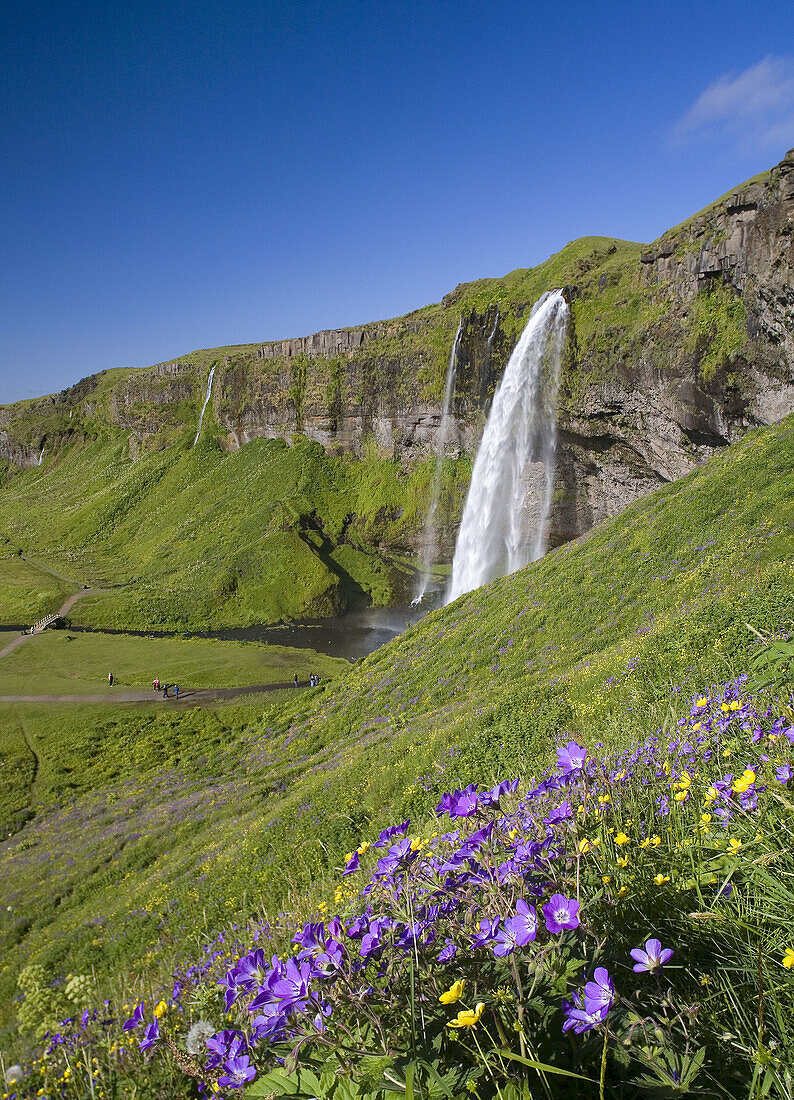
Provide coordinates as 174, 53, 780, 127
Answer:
163, 683, 169, 698
293, 674, 298, 688
153, 677, 160, 691
174, 684, 179, 699
108, 672, 113, 686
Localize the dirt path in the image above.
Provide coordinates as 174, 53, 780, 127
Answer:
0, 587, 96, 661
0, 680, 309, 704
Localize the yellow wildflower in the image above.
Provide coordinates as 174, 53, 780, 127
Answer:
616, 856, 629, 868
356, 841, 371, 856
614, 832, 630, 846
732, 770, 755, 794
448, 1002, 486, 1029
728, 838, 742, 853
440, 979, 466, 1004
704, 787, 718, 803
782, 948, 794, 970
650, 835, 661, 847
602, 875, 612, 884
696, 696, 708, 707
154, 1001, 168, 1019
654, 874, 671, 886
674, 790, 689, 802
617, 886, 628, 898
578, 838, 590, 854
639, 837, 651, 849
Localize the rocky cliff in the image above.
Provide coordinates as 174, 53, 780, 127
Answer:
2, 150, 793, 561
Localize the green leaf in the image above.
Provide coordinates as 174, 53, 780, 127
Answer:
489, 1049, 596, 1082
246, 1069, 301, 1097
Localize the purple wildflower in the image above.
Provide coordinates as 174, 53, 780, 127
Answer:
542, 894, 581, 934
218, 1054, 256, 1088
503, 899, 537, 946
583, 968, 614, 1014
138, 1018, 160, 1052
562, 991, 608, 1033
123, 1003, 144, 1031
630, 938, 674, 974
556, 742, 587, 775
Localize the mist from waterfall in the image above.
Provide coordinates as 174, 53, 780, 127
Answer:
446, 290, 568, 603
413, 320, 462, 604
193, 365, 216, 446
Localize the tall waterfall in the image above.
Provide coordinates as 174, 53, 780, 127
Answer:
447, 289, 568, 603
193, 365, 216, 446
413, 321, 463, 604
37, 448, 45, 466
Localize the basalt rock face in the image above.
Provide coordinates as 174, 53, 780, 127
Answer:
2, 152, 793, 556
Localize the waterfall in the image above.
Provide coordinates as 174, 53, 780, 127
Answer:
193, 365, 216, 446
446, 289, 568, 603
37, 448, 45, 466
413, 320, 463, 604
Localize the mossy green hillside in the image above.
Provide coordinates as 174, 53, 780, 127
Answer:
0, 551, 72, 624
0, 432, 472, 629
1, 416, 790, 1037
0, 630, 348, 696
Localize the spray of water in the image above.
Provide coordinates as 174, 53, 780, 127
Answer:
193, 365, 216, 446
413, 321, 463, 604
446, 290, 568, 603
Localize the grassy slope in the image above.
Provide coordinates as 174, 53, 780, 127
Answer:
0, 552, 72, 624
0, 630, 348, 695
0, 432, 456, 628
0, 415, 790, 1033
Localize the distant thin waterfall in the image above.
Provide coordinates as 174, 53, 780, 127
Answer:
480, 305, 499, 404
193, 365, 216, 446
447, 290, 568, 603
37, 448, 45, 466
413, 321, 463, 603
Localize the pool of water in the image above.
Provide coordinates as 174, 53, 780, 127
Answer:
54, 599, 442, 662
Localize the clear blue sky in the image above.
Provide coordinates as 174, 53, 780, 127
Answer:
3, 0, 794, 403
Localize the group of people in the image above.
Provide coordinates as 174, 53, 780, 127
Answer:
152, 677, 179, 698
106, 672, 179, 698
292, 673, 321, 687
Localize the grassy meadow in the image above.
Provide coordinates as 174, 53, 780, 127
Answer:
0, 415, 790, 1098
0, 630, 348, 696
0, 553, 72, 625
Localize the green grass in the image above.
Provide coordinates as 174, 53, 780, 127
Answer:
0, 554, 72, 624
0, 629, 349, 695
0, 415, 790, 1045
0, 432, 468, 629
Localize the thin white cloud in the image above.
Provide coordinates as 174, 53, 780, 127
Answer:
672, 55, 794, 153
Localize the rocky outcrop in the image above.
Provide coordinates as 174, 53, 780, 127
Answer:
0, 430, 40, 469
